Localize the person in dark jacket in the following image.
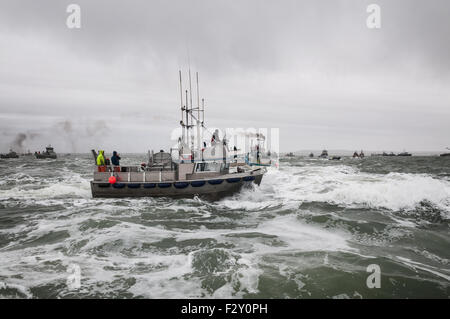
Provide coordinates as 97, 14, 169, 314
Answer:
111, 151, 121, 166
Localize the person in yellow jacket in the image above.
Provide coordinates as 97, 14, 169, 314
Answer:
96, 150, 106, 171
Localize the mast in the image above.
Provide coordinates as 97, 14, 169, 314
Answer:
196, 72, 201, 154
179, 68, 206, 158
188, 69, 194, 149
179, 70, 185, 145
185, 89, 189, 147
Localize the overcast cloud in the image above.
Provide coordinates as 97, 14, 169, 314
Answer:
0, 0, 449, 153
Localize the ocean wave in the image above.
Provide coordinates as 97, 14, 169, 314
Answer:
268, 165, 450, 214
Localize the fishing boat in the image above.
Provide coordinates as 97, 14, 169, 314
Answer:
382, 152, 396, 157
0, 149, 19, 159
397, 152, 412, 156
90, 71, 266, 199
35, 145, 57, 159
286, 152, 295, 157
353, 150, 365, 159
440, 148, 450, 157
318, 150, 328, 158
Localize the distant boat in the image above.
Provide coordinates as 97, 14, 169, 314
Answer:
382, 152, 396, 157
286, 152, 295, 157
440, 148, 450, 157
397, 151, 412, 156
35, 145, 57, 159
318, 150, 328, 158
309, 152, 314, 158
0, 149, 19, 159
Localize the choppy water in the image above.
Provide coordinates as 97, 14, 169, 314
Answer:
0, 154, 449, 298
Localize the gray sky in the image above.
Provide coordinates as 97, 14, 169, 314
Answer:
0, 0, 449, 153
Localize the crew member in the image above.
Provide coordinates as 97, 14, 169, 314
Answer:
111, 151, 121, 165
96, 150, 106, 172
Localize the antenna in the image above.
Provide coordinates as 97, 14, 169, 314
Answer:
202, 98, 205, 124
188, 69, 193, 128
196, 72, 200, 114
185, 89, 189, 146
196, 72, 201, 153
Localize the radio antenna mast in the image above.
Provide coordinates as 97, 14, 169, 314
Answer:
185, 89, 189, 146
196, 72, 201, 153
188, 69, 194, 149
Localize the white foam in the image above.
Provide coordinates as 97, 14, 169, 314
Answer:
0, 281, 33, 298
397, 256, 450, 282
0, 173, 91, 201
254, 214, 353, 253
266, 164, 450, 213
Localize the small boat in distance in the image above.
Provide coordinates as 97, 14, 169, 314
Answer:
309, 152, 314, 158
397, 151, 412, 156
318, 150, 328, 158
440, 147, 450, 157
353, 150, 365, 158
35, 145, 57, 159
0, 149, 19, 159
382, 152, 396, 156
286, 152, 295, 157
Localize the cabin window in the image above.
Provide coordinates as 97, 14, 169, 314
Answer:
196, 162, 222, 172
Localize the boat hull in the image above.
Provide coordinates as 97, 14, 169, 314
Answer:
35, 155, 57, 159
90, 171, 264, 199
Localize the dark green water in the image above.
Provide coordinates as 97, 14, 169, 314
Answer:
0, 155, 449, 298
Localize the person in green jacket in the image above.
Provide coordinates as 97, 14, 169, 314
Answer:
96, 150, 105, 166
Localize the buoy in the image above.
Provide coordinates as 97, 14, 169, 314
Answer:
109, 176, 117, 184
